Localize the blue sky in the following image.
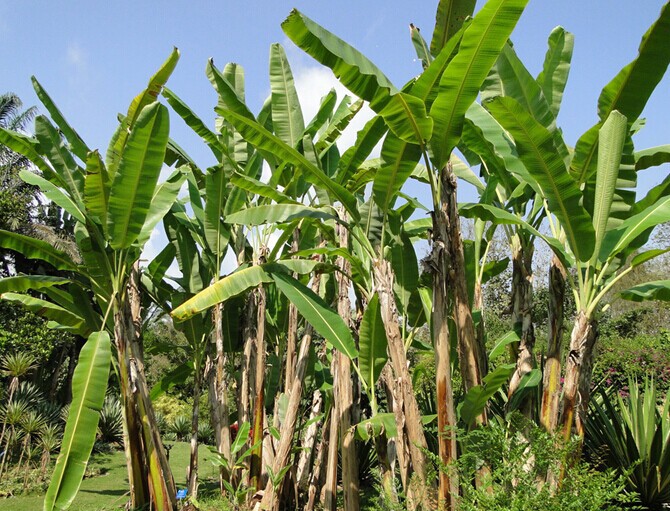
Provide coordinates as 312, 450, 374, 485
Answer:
2, 1, 669, 263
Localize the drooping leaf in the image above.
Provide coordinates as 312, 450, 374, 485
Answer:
377, 92, 433, 144
281, 9, 397, 107
19, 169, 85, 224
620, 281, 670, 302
137, 168, 187, 247
460, 363, 515, 426
599, 195, 670, 261
44, 331, 111, 511
150, 361, 194, 401
162, 86, 222, 161
486, 96, 594, 262
34, 116, 86, 207
107, 102, 170, 249
429, 0, 529, 168
0, 275, 70, 294
355, 413, 397, 441
634, 145, 670, 171
1, 293, 88, 335
172, 265, 273, 321
225, 204, 336, 226
272, 272, 358, 361
372, 133, 422, 212
410, 24, 432, 69
0, 229, 79, 272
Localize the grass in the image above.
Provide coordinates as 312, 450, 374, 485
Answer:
3, 442, 220, 511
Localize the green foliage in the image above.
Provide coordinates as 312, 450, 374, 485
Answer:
96, 396, 123, 446
585, 379, 670, 508
453, 416, 637, 511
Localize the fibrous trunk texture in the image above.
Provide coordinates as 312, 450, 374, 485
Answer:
117, 263, 176, 510
430, 164, 459, 511
560, 311, 598, 441
249, 283, 267, 491
374, 259, 430, 510
540, 256, 565, 433
508, 236, 536, 414
335, 217, 359, 511
187, 361, 202, 497
209, 301, 232, 492
260, 272, 321, 510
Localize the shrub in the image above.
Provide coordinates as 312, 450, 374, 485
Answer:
97, 396, 123, 445
198, 421, 214, 446
170, 415, 191, 441
452, 415, 637, 511
586, 379, 670, 509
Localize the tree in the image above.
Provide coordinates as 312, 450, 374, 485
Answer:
0, 50, 183, 510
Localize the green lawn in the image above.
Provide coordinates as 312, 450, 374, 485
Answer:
3, 442, 220, 511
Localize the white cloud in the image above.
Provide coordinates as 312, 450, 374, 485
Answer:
292, 65, 379, 156
66, 42, 87, 69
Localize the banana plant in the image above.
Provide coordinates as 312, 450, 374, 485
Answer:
0, 50, 184, 510
282, 0, 531, 507
480, 1, 670, 447
458, 27, 575, 421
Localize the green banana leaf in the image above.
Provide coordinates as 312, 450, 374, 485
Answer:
219, 109, 359, 220
0, 275, 70, 294
635, 145, 670, 171
430, 0, 476, 56
358, 294, 388, 390
34, 116, 86, 207
2, 293, 88, 335
0, 229, 79, 272
31, 77, 90, 162
44, 331, 111, 511
272, 272, 358, 361
535, 26, 574, 118
83, 150, 110, 228
591, 111, 627, 260
486, 96, 595, 262
107, 102, 170, 249
620, 280, 670, 302
599, 195, 670, 262
19, 169, 85, 224
269, 43, 305, 148
225, 204, 336, 226
429, 0, 529, 168
281, 9, 396, 107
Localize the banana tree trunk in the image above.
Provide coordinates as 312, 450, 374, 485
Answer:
540, 256, 566, 433
335, 218, 359, 511
508, 236, 536, 413
560, 311, 598, 441
374, 259, 430, 509
381, 365, 408, 491
307, 410, 331, 511
209, 301, 232, 492
249, 283, 267, 491
117, 263, 177, 510
430, 168, 459, 510
187, 358, 202, 497
296, 389, 323, 489
442, 163, 486, 392
284, 230, 300, 390
261, 272, 321, 510
323, 353, 340, 511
